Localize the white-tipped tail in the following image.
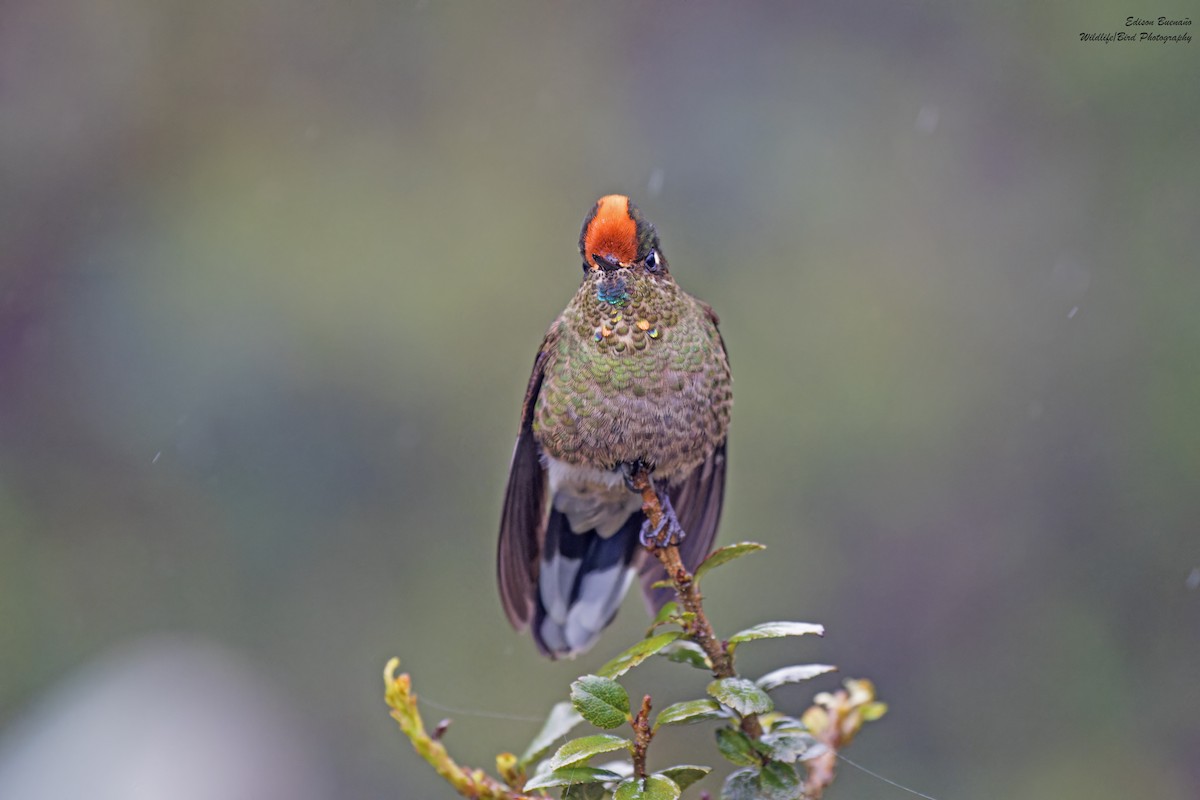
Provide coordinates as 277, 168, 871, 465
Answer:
532, 505, 642, 658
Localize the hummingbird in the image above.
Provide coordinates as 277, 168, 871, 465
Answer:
497, 194, 731, 658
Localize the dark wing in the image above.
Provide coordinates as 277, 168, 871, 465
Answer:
497, 335, 554, 629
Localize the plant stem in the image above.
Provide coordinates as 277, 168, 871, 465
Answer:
384, 659, 538, 800
631, 694, 653, 779
630, 468, 763, 740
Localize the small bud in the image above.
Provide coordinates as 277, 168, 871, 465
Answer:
432, 718, 452, 741
495, 753, 524, 790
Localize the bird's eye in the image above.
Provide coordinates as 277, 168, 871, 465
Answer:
644, 250, 660, 272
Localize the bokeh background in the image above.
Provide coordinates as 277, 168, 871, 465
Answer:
2, 2, 1197, 798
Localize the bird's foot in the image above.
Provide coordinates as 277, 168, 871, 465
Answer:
640, 491, 686, 549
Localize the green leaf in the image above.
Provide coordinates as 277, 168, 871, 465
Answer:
613, 775, 681, 800
759, 713, 805, 733
707, 678, 774, 716
727, 622, 824, 651
720, 767, 760, 800
800, 742, 831, 763
650, 578, 673, 590
591, 759, 635, 779
519, 701, 585, 766
659, 640, 711, 670
715, 727, 760, 766
571, 675, 631, 729
598, 631, 683, 679
862, 701, 889, 721
645, 601, 695, 630
644, 774, 683, 800
524, 766, 623, 791
755, 664, 837, 691
647, 601, 679, 632
758, 761, 802, 800
562, 782, 609, 800
760, 732, 814, 763
659, 765, 711, 791
654, 698, 724, 729
548, 734, 633, 770
693, 542, 766, 582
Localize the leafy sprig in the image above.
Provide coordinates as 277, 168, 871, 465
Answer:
383, 466, 886, 799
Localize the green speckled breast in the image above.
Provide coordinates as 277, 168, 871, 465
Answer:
532, 271, 731, 483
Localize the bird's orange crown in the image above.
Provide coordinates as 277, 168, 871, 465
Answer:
580, 195, 640, 270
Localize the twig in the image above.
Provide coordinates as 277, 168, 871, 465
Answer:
631, 694, 653, 779
384, 659, 537, 800
629, 468, 763, 739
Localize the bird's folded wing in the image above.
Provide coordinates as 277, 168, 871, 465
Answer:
497, 333, 555, 628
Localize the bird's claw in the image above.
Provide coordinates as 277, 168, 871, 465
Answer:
639, 492, 686, 548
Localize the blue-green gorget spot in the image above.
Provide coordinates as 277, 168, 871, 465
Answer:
597, 276, 630, 306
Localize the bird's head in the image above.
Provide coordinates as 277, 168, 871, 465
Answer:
578, 195, 667, 276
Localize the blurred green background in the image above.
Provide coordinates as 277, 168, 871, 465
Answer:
2, 1, 1198, 798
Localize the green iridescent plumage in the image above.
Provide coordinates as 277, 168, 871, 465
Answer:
533, 269, 731, 482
